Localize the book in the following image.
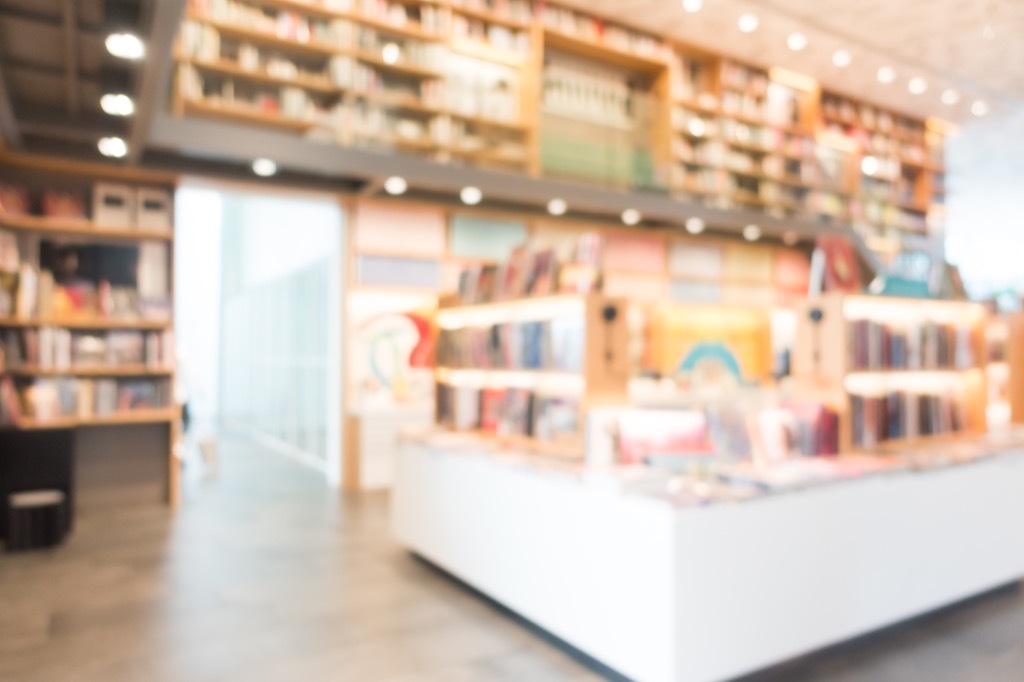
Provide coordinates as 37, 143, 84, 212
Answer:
618, 409, 712, 465
815, 235, 862, 293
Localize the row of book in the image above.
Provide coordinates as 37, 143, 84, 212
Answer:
436, 383, 580, 442
456, 246, 562, 304
850, 391, 966, 448
542, 61, 636, 130
0, 235, 170, 321
617, 403, 840, 466
436, 317, 584, 371
847, 320, 975, 371
534, 3, 672, 61
0, 377, 171, 426
0, 329, 174, 371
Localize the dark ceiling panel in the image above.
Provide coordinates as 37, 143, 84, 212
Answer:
0, 16, 65, 68
0, 0, 61, 20
6, 66, 65, 108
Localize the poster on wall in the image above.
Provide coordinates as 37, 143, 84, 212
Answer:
348, 292, 437, 412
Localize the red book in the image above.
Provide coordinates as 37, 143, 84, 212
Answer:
479, 388, 506, 433
816, 235, 863, 293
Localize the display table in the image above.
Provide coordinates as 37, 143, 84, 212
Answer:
391, 435, 1024, 682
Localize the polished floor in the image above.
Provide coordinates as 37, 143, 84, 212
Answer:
2, 436, 1024, 681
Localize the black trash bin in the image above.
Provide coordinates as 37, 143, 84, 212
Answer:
6, 490, 69, 552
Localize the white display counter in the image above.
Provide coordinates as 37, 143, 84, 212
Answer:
391, 438, 1024, 682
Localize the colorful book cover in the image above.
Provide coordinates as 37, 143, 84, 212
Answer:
815, 235, 862, 293
479, 388, 506, 433
618, 409, 713, 465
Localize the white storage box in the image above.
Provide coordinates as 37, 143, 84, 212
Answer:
136, 187, 173, 232
92, 183, 134, 227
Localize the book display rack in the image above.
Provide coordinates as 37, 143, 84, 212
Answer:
171, 0, 948, 254
793, 293, 987, 451
0, 168, 180, 506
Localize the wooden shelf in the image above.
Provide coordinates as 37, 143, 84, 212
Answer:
0, 317, 172, 330
445, 3, 532, 29
352, 12, 443, 41
448, 39, 528, 67
352, 50, 443, 78
542, 29, 668, 73
351, 90, 444, 115
4, 365, 174, 378
187, 14, 340, 58
448, 112, 529, 134
675, 98, 720, 116
179, 55, 341, 95
181, 98, 318, 133
12, 409, 178, 431
0, 212, 174, 242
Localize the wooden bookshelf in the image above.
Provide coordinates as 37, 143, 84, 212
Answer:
792, 293, 988, 451
0, 212, 174, 242
172, 0, 948, 255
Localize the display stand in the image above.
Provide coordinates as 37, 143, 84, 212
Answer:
393, 436, 1024, 682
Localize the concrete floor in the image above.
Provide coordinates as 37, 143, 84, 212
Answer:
2, 435, 1024, 681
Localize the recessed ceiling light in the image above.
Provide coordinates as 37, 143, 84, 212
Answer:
682, 0, 703, 12
105, 32, 145, 60
941, 88, 961, 105
547, 198, 568, 216
100, 93, 134, 117
685, 217, 706, 234
384, 176, 407, 195
97, 136, 128, 158
861, 155, 879, 176
622, 209, 642, 226
908, 77, 928, 95
782, 231, 799, 246
687, 118, 706, 137
972, 100, 989, 117
787, 33, 807, 51
877, 66, 895, 84
832, 50, 852, 68
738, 13, 759, 33
743, 224, 761, 241
460, 186, 482, 205
252, 158, 277, 177
382, 42, 401, 65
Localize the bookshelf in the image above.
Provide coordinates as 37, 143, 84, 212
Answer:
0, 171, 179, 506
434, 293, 629, 458
171, 0, 949, 253
792, 293, 987, 451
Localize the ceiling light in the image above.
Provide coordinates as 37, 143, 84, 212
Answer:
100, 93, 134, 117
832, 50, 852, 68
252, 158, 277, 177
460, 186, 482, 205
547, 198, 568, 216
384, 176, 407, 195
877, 66, 895, 84
682, 0, 703, 12
941, 88, 961, 106
687, 118, 706, 137
972, 100, 989, 117
782, 231, 799, 246
787, 33, 807, 51
382, 42, 401, 65
861, 155, 879, 176
743, 224, 761, 241
908, 77, 928, 95
97, 136, 128, 158
621, 209, 641, 226
685, 217, 706, 234
105, 32, 145, 60
738, 13, 759, 33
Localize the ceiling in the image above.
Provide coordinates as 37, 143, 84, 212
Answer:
562, 0, 1024, 123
